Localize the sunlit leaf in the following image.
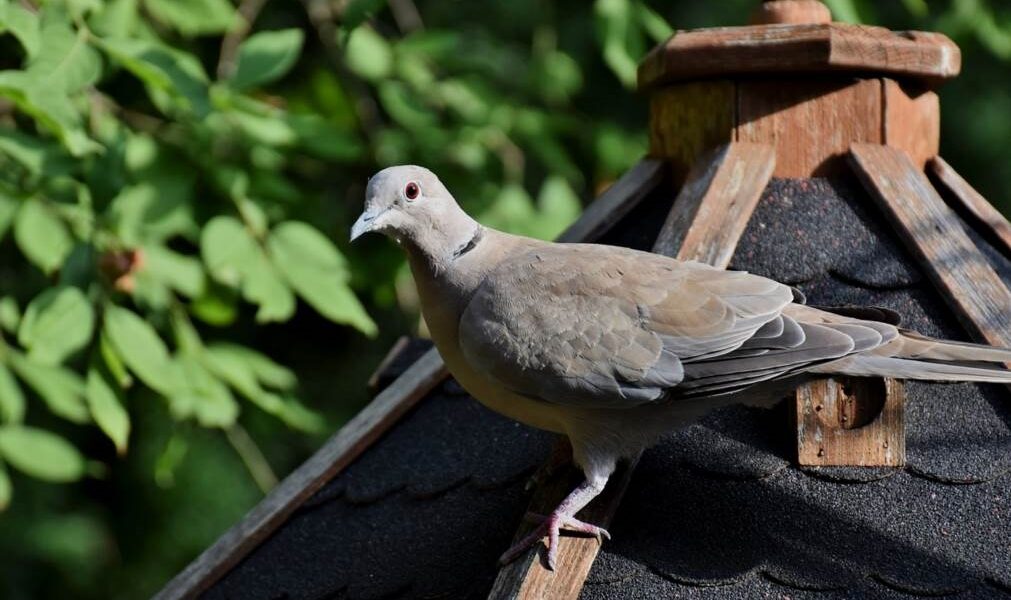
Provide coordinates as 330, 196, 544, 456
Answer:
18, 287, 94, 365
0, 129, 73, 178
0, 297, 19, 334
0, 363, 25, 424
0, 2, 41, 58
168, 355, 238, 427
142, 244, 205, 298
90, 0, 139, 38
143, 0, 236, 36
231, 28, 304, 91
7, 353, 89, 423
28, 20, 102, 94
0, 425, 86, 482
103, 305, 173, 394
14, 199, 73, 274
86, 365, 130, 454
99, 37, 211, 116
344, 26, 393, 81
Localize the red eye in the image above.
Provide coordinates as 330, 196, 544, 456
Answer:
404, 181, 420, 200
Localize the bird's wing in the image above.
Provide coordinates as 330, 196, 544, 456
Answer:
457, 243, 847, 409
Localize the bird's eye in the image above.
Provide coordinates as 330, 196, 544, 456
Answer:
404, 181, 420, 201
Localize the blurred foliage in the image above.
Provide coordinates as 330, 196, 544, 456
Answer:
0, 0, 1008, 598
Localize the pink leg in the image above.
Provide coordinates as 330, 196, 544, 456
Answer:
498, 477, 609, 570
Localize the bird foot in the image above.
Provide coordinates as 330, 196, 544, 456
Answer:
497, 511, 610, 570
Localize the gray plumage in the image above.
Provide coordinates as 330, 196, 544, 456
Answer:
352, 165, 1011, 570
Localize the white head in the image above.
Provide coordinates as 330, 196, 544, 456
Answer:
351, 165, 480, 262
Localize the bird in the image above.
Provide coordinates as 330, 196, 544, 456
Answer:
351, 165, 1011, 570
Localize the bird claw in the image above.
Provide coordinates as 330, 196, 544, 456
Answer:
499, 511, 610, 569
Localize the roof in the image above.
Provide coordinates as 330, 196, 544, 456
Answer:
201, 176, 1011, 599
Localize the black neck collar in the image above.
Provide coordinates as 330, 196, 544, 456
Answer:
451, 226, 484, 260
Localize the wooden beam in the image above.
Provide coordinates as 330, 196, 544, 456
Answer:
929, 156, 1011, 260
850, 144, 1011, 348
153, 348, 448, 600
648, 81, 736, 183
557, 159, 666, 244
653, 142, 776, 263
488, 143, 774, 600
638, 23, 960, 91
882, 79, 940, 170
155, 158, 666, 600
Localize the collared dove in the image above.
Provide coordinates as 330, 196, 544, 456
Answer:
351, 165, 1011, 569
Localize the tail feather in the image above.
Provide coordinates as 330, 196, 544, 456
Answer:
885, 330, 1011, 364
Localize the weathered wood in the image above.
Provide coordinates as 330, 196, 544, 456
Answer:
489, 143, 775, 600
153, 348, 448, 600
850, 144, 1011, 348
638, 23, 960, 90
737, 78, 881, 177
488, 454, 639, 600
367, 335, 410, 396
751, 0, 831, 25
930, 156, 1011, 259
648, 81, 736, 183
156, 156, 668, 600
797, 377, 905, 466
653, 142, 776, 263
558, 159, 666, 243
883, 79, 940, 169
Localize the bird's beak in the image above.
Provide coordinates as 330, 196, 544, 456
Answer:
350, 207, 386, 242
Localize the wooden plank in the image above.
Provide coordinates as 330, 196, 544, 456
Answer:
653, 142, 776, 263
366, 335, 410, 395
488, 143, 774, 600
797, 377, 905, 466
737, 78, 881, 178
558, 159, 665, 244
930, 156, 1011, 259
157, 157, 667, 600
153, 348, 448, 600
647, 81, 736, 183
883, 79, 940, 169
637, 22, 960, 90
850, 143, 1011, 348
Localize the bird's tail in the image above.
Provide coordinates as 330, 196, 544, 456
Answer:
810, 330, 1011, 383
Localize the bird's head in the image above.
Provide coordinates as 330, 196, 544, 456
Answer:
351, 165, 479, 259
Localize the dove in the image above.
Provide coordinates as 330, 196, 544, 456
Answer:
351, 165, 1011, 570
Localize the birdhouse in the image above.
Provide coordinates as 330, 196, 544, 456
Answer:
157, 2, 1011, 599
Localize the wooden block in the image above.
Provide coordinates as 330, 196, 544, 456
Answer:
929, 156, 1011, 259
638, 23, 960, 90
558, 159, 665, 243
488, 451, 639, 600
648, 81, 736, 183
750, 0, 831, 25
797, 377, 905, 466
883, 79, 940, 169
850, 144, 1011, 348
737, 78, 881, 178
653, 142, 776, 265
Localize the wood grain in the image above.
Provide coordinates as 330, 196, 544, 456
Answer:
883, 79, 940, 169
488, 142, 775, 600
638, 23, 961, 90
850, 144, 1011, 348
797, 377, 905, 466
155, 157, 667, 600
648, 81, 736, 183
737, 78, 881, 177
653, 142, 776, 263
929, 156, 1011, 259
152, 348, 449, 600
558, 159, 666, 244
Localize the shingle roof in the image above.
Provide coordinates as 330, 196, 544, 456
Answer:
203, 176, 1011, 599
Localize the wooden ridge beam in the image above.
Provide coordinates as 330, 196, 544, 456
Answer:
488, 142, 775, 600
153, 158, 667, 600
850, 144, 1011, 349
929, 156, 1011, 260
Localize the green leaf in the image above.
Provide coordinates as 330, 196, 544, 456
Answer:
0, 128, 73, 179
7, 353, 89, 423
189, 283, 238, 327
99, 38, 211, 116
533, 176, 581, 240
635, 1, 673, 43
342, 0, 387, 30
18, 287, 94, 365
0, 296, 19, 334
90, 0, 139, 38
142, 244, 205, 298
0, 425, 86, 482
230, 110, 297, 147
344, 26, 393, 81
28, 20, 102, 94
0, 462, 10, 510
231, 28, 304, 91
143, 0, 236, 36
268, 222, 376, 335
103, 305, 173, 394
0, 71, 98, 156
86, 365, 130, 454
0, 363, 25, 424
108, 182, 197, 245
0, 2, 41, 58
0, 191, 16, 242
14, 199, 73, 275
206, 342, 296, 390
99, 331, 131, 388
168, 355, 238, 427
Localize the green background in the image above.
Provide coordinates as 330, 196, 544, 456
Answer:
0, 0, 1008, 598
